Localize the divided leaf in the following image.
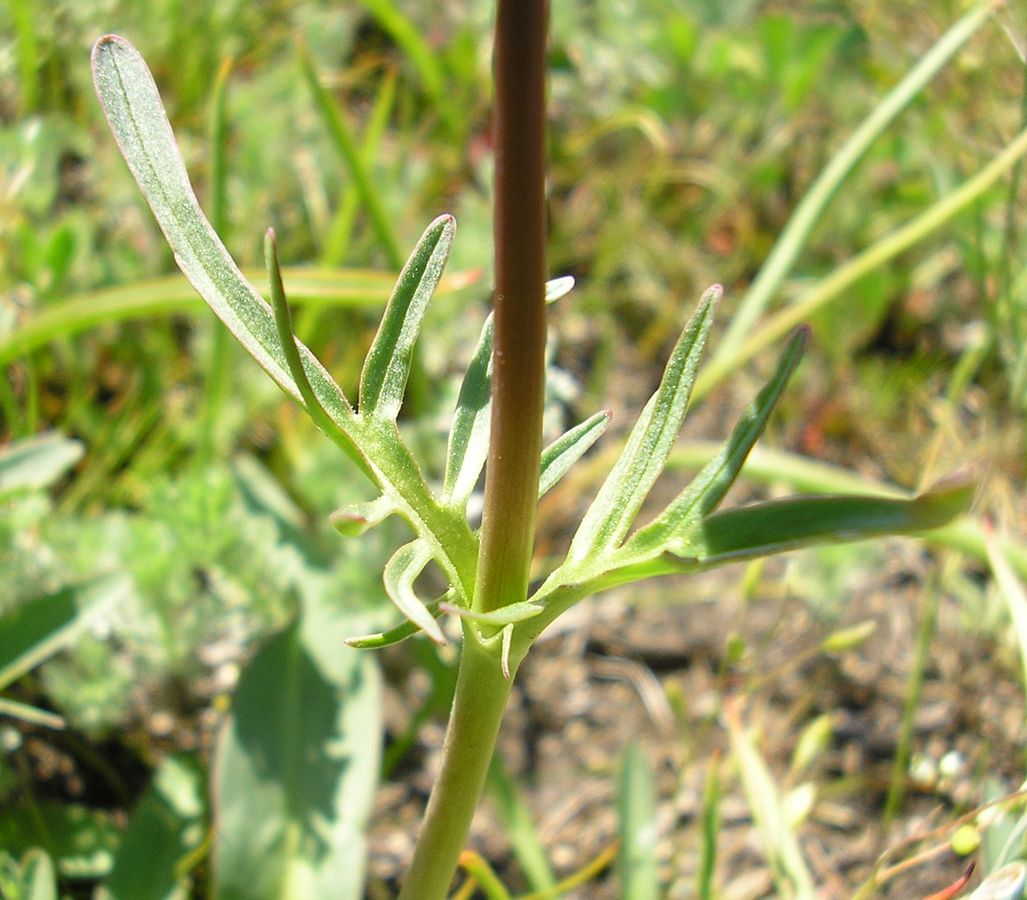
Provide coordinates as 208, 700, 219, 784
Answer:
538, 410, 611, 498
91, 36, 355, 437
567, 285, 721, 563
383, 540, 445, 644
443, 311, 494, 507
626, 326, 807, 556
681, 478, 973, 566
439, 600, 544, 627
443, 276, 577, 509
329, 495, 398, 538
345, 592, 449, 649
359, 216, 455, 421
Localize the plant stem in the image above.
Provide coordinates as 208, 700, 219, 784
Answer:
399, 3, 548, 895
475, 0, 549, 615
397, 638, 514, 899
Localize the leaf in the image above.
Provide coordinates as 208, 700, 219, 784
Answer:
106, 756, 205, 900
0, 803, 119, 880
0, 267, 476, 367
299, 45, 403, 268
726, 703, 816, 898
92, 35, 479, 598
486, 756, 556, 891
443, 313, 494, 507
618, 743, 659, 900
626, 326, 807, 555
212, 614, 381, 900
538, 410, 611, 498
91, 36, 357, 445
383, 540, 446, 644
567, 285, 721, 563
985, 524, 1027, 694
329, 495, 397, 538
359, 216, 455, 421
545, 275, 576, 302
698, 761, 720, 900
0, 432, 83, 500
684, 478, 973, 565
22, 849, 58, 900
439, 600, 543, 627
0, 574, 130, 692
344, 595, 446, 649
443, 276, 576, 509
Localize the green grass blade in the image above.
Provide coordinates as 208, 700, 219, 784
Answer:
627, 327, 807, 554
0, 431, 83, 500
91, 35, 356, 430
711, 0, 1001, 372
538, 410, 611, 498
0, 698, 65, 730
986, 526, 1027, 694
486, 755, 556, 891
383, 540, 446, 644
0, 267, 469, 368
727, 704, 816, 899
617, 742, 660, 900
688, 478, 973, 565
567, 285, 720, 563
698, 760, 720, 900
319, 67, 397, 269
352, 0, 460, 134
212, 613, 381, 900
359, 216, 455, 421
696, 120, 1027, 400
299, 44, 403, 268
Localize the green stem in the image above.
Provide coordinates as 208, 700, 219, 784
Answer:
397, 639, 514, 899
399, 3, 549, 895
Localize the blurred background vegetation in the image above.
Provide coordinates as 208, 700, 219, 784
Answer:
1, 0, 1026, 896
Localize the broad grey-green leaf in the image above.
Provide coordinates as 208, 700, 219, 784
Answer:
567, 285, 721, 563
539, 410, 611, 498
626, 326, 807, 555
91, 36, 356, 441
0, 574, 130, 692
0, 432, 83, 500
212, 614, 381, 900
383, 540, 445, 644
106, 756, 205, 900
681, 478, 973, 565
359, 216, 455, 421
443, 276, 577, 509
